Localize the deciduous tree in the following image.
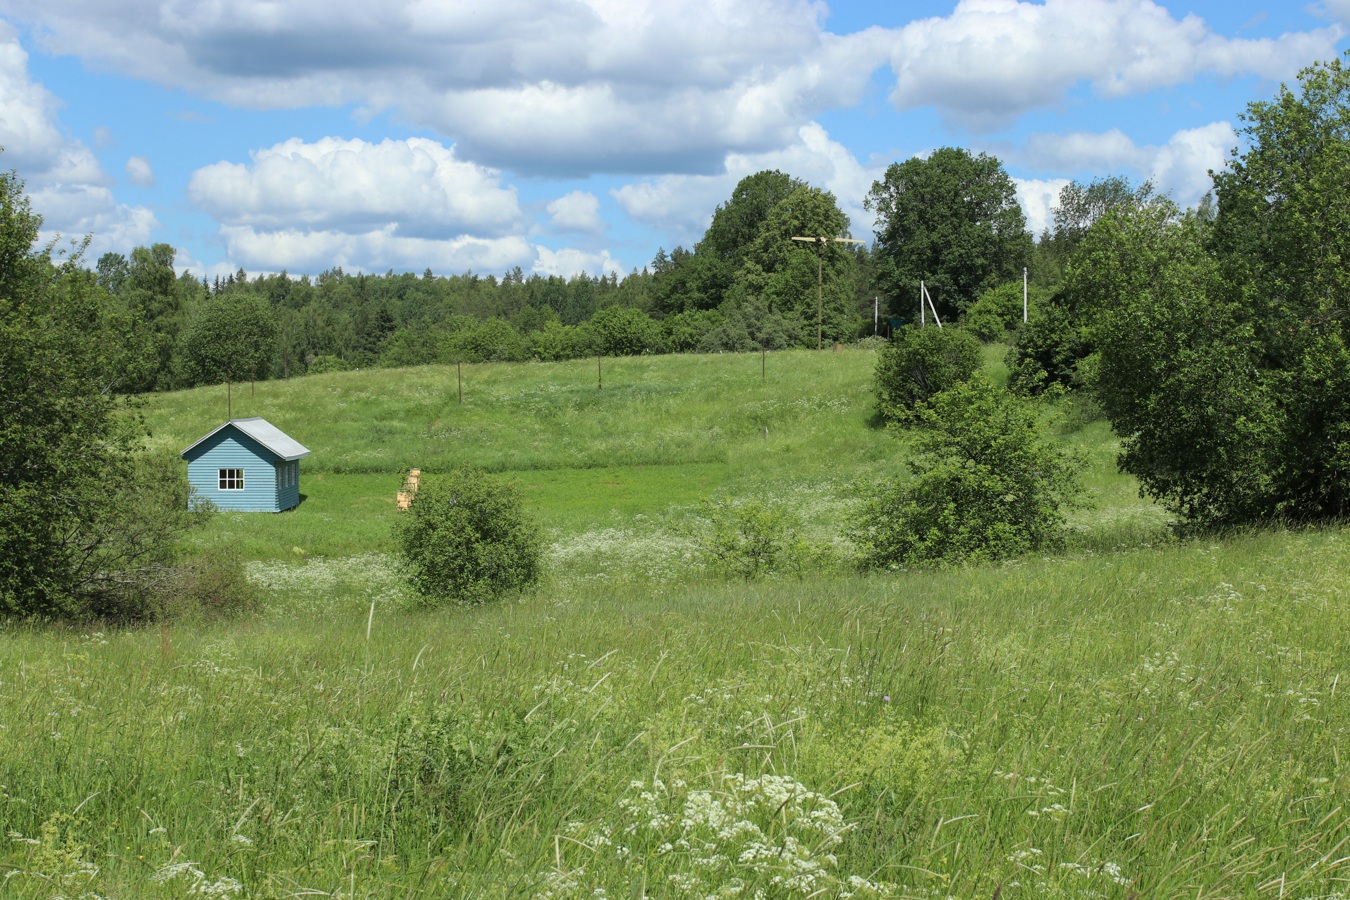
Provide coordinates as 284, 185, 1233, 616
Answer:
0, 168, 209, 619
852, 376, 1084, 569
1091, 55, 1350, 525
177, 292, 279, 387
866, 148, 1030, 319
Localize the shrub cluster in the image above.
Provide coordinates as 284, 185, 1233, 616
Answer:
691, 498, 814, 581
872, 325, 982, 424
962, 279, 1040, 343
393, 466, 543, 605
852, 375, 1085, 569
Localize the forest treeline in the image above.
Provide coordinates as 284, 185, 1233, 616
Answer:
89, 161, 1078, 392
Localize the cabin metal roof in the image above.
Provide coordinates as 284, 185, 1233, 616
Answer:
181, 417, 311, 461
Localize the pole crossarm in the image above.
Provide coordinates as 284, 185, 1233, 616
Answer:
790, 235, 865, 350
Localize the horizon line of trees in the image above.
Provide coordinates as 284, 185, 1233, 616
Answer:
79, 145, 1139, 394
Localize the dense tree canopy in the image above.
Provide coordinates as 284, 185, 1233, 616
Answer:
1088, 55, 1350, 526
1077, 200, 1274, 524
866, 148, 1030, 319
1199, 54, 1350, 521
178, 291, 279, 387
728, 185, 859, 347
0, 168, 206, 618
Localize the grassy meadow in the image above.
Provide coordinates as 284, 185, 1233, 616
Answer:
3, 348, 1348, 898
138, 347, 1163, 570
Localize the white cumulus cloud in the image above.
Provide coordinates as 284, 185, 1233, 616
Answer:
614, 122, 883, 249
0, 21, 156, 257
217, 224, 536, 276
188, 137, 524, 236
1, 0, 889, 176
1014, 178, 1071, 236
125, 155, 154, 186
186, 136, 635, 275
1022, 122, 1236, 206
546, 191, 604, 235
1322, 0, 1350, 23
884, 0, 1341, 130
533, 245, 622, 279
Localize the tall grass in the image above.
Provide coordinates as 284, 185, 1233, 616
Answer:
2, 528, 1347, 896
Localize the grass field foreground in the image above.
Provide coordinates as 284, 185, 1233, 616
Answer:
1, 528, 1348, 897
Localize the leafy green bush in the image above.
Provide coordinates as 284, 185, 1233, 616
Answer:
528, 320, 595, 361
0, 177, 218, 603
155, 547, 261, 621
696, 301, 798, 352
446, 317, 529, 363
1, 194, 219, 620
1005, 293, 1092, 395
590, 305, 658, 356
394, 466, 543, 605
872, 325, 981, 423
660, 308, 723, 353
851, 376, 1085, 569
306, 354, 349, 375
963, 279, 1040, 342
691, 498, 813, 580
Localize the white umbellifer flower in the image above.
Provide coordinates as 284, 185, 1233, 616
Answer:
604, 773, 885, 896
152, 861, 243, 897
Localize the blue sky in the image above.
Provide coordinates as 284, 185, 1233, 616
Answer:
1, 0, 1347, 281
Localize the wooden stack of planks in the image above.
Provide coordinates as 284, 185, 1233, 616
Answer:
396, 468, 422, 510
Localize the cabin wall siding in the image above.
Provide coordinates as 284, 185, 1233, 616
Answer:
186, 430, 285, 512
276, 460, 301, 511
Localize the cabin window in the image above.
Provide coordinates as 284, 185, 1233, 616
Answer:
219, 468, 245, 490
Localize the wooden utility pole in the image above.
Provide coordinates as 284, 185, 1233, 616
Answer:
790, 235, 864, 349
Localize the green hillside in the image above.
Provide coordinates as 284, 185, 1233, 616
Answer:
142, 347, 1165, 571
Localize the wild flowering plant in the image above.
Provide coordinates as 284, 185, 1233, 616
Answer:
553, 774, 894, 897
152, 860, 244, 897
6, 813, 102, 899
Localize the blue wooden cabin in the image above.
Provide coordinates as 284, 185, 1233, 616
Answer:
181, 418, 310, 512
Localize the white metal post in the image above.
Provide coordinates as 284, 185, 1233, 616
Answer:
1023, 267, 1028, 323
922, 282, 943, 328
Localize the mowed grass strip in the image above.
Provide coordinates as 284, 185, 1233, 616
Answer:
1, 528, 1347, 896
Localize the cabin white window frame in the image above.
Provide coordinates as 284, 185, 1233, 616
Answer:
219, 468, 245, 490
